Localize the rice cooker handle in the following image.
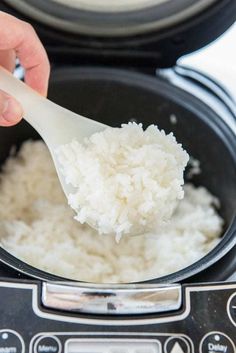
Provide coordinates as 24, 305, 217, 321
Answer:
41, 282, 182, 315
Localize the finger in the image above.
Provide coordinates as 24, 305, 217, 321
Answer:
17, 23, 50, 96
0, 11, 50, 96
0, 49, 16, 72
0, 89, 23, 126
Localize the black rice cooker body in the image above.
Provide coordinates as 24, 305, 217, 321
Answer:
0, 0, 236, 284
0, 68, 235, 284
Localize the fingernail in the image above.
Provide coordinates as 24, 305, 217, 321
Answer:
2, 97, 22, 122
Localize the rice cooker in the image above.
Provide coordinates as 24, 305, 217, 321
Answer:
0, 1, 236, 352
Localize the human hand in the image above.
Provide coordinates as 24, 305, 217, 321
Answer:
0, 11, 50, 126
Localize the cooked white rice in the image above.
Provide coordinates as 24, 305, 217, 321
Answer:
56, 123, 189, 240
0, 141, 223, 283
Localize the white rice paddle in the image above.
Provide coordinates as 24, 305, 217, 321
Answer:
0, 67, 106, 198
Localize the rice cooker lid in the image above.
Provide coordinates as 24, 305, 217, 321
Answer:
3, 0, 236, 67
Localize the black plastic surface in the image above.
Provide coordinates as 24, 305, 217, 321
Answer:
0, 279, 235, 353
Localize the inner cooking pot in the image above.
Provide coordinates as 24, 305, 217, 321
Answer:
0, 67, 235, 284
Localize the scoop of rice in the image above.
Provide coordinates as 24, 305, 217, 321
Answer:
56, 122, 189, 240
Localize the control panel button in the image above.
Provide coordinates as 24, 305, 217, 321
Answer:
34, 336, 62, 353
200, 332, 235, 353
0, 330, 24, 353
164, 337, 191, 353
228, 292, 236, 326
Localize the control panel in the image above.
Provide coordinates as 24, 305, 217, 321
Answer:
0, 279, 235, 353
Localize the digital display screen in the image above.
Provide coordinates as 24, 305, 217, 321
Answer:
66, 339, 160, 353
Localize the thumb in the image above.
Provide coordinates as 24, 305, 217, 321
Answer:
0, 89, 23, 126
